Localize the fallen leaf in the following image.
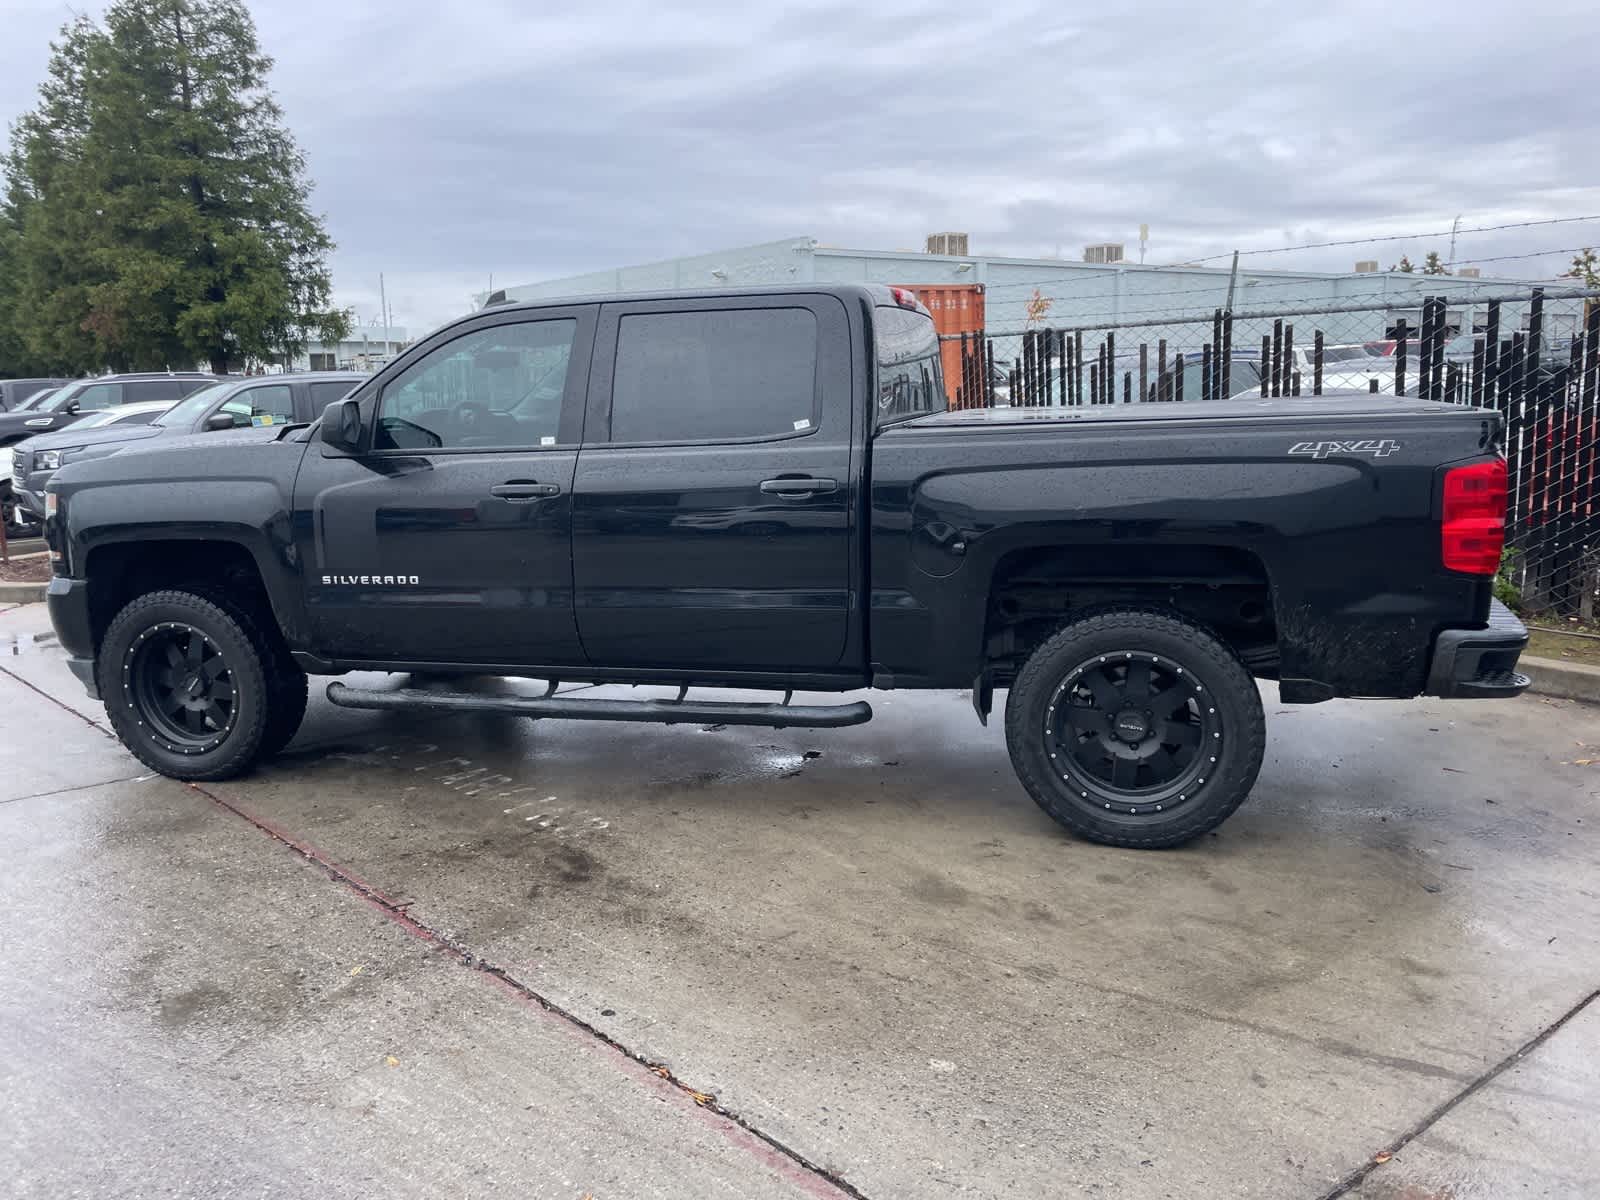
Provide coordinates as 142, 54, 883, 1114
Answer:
688, 1090, 715, 1106
385, 1055, 400, 1068
1374, 1150, 1393, 1164
650, 1065, 671, 1079
350, 965, 365, 976
1576, 759, 1594, 767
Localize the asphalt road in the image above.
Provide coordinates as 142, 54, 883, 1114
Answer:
2, 600, 1596, 1199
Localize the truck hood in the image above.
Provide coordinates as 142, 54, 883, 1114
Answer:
22, 422, 164, 454
48, 426, 303, 498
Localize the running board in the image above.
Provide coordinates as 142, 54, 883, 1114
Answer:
325, 682, 873, 728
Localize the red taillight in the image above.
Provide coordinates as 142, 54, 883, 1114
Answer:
1441, 458, 1506, 574
890, 286, 919, 310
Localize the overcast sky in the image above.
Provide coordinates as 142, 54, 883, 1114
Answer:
4, 0, 1598, 335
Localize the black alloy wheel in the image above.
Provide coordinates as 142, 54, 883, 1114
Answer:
1005, 608, 1266, 849
1047, 650, 1219, 819
126, 623, 238, 753
99, 589, 284, 780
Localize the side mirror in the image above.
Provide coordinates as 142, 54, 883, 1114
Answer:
321, 398, 364, 453
65, 400, 79, 414
202, 412, 235, 432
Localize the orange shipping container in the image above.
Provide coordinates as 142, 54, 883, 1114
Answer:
900, 283, 985, 407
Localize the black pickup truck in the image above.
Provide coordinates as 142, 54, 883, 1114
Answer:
43, 284, 1528, 848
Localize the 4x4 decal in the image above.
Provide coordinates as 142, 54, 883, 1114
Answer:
1288, 439, 1401, 460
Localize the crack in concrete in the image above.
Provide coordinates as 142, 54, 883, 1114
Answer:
0, 663, 113, 737
187, 779, 870, 1200
0, 773, 151, 807
1314, 984, 1600, 1199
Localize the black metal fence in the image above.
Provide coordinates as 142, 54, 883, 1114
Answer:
946, 288, 1600, 620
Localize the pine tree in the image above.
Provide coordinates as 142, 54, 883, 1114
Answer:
1390, 255, 1416, 273
3, 1, 348, 373
3, 18, 105, 373
1421, 251, 1450, 275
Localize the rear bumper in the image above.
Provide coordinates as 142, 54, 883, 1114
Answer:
1424, 599, 1530, 699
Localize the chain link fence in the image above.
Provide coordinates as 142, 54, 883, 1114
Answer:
944, 287, 1600, 620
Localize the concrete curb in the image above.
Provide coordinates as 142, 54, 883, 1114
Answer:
1521, 655, 1600, 704
0, 581, 47, 604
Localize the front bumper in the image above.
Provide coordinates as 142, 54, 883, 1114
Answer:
47, 576, 99, 697
66, 654, 99, 699
16, 468, 52, 518
46, 575, 93, 654
16, 485, 45, 519
1424, 598, 1530, 699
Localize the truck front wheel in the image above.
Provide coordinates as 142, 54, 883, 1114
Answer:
98, 589, 285, 780
1004, 608, 1266, 849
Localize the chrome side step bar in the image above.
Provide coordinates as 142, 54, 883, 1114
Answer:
324, 682, 873, 729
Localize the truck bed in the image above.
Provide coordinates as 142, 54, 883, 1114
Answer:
870, 396, 1499, 697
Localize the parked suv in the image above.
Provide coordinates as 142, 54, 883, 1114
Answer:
0, 373, 216, 449
0, 377, 71, 411
12, 372, 364, 519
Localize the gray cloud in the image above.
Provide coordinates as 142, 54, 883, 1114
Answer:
4, 0, 1598, 334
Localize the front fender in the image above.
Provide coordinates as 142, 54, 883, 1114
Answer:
59, 461, 310, 648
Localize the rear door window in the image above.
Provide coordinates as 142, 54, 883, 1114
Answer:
605, 308, 818, 444
308, 380, 358, 411
126, 379, 189, 403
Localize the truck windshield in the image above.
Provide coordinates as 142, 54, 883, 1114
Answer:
13, 387, 60, 412
875, 306, 945, 426
155, 382, 235, 428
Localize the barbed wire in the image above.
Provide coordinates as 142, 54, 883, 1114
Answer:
970, 244, 1595, 301
1173, 215, 1600, 266
1020, 286, 1593, 331
959, 286, 1600, 341
962, 276, 1598, 334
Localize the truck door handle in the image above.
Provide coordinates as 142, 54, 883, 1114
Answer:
490, 481, 562, 500
760, 476, 838, 496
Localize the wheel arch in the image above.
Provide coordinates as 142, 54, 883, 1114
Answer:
82, 533, 290, 657
976, 540, 1280, 685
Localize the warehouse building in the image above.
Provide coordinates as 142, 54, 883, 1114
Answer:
491, 234, 1575, 346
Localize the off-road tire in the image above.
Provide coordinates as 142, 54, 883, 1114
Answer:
1004, 607, 1266, 849
98, 589, 292, 780
184, 585, 308, 758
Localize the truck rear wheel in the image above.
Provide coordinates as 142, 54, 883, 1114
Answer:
1004, 608, 1266, 849
98, 589, 285, 780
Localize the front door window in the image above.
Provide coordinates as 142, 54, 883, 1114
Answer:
376, 320, 578, 451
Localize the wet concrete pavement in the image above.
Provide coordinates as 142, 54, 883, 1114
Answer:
2, 600, 1596, 1199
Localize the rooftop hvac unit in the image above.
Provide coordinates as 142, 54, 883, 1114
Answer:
1083, 243, 1125, 264
1354, 260, 1379, 273
926, 232, 969, 256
